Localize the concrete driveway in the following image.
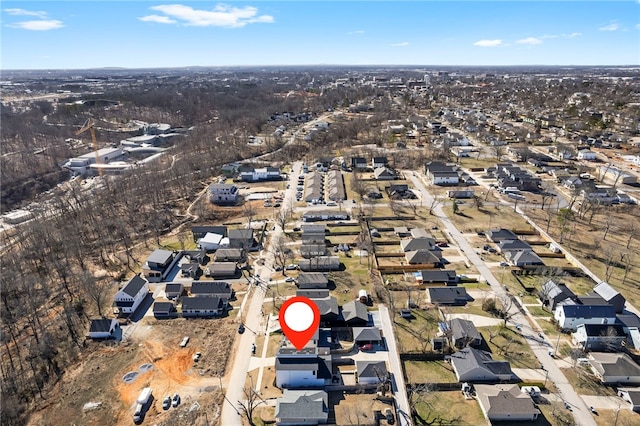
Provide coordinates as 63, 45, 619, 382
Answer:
581, 395, 625, 410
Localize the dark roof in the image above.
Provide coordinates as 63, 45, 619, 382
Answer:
297, 273, 329, 287
228, 229, 253, 240
312, 297, 339, 317
475, 384, 540, 418
450, 318, 481, 343
427, 287, 469, 304
275, 356, 332, 379
276, 390, 328, 421
121, 275, 147, 297
191, 281, 232, 296
182, 296, 223, 311
342, 300, 369, 323
89, 319, 114, 333
541, 280, 575, 301
357, 360, 387, 378
296, 289, 330, 299
590, 352, 640, 378
401, 237, 436, 252
353, 327, 382, 342
508, 250, 544, 265
420, 269, 457, 282
578, 324, 626, 337
498, 239, 532, 251
153, 301, 174, 314
451, 347, 514, 379
486, 228, 519, 241
560, 304, 616, 318
405, 249, 440, 264
616, 314, 640, 328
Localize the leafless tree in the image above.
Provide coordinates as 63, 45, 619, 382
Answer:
237, 378, 266, 426
243, 202, 256, 229
497, 294, 517, 327
78, 272, 111, 318
270, 235, 292, 274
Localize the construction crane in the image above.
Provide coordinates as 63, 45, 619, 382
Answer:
76, 118, 103, 176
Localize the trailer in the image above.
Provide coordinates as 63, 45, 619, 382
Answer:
133, 387, 152, 423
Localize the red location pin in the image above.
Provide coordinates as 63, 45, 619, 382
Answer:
279, 296, 320, 351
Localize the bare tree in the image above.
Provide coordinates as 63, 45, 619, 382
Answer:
237, 379, 266, 426
497, 294, 517, 327
243, 202, 256, 229
78, 272, 111, 318
270, 235, 293, 274
275, 205, 292, 230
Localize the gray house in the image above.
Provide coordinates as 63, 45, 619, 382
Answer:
275, 390, 328, 425
181, 297, 225, 317
474, 384, 540, 422
297, 273, 329, 289
449, 318, 482, 348
593, 282, 626, 313
341, 300, 369, 326
356, 360, 387, 385
538, 280, 576, 311
450, 347, 515, 382
426, 287, 469, 305
164, 282, 184, 300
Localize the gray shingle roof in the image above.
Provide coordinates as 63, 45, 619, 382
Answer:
475, 384, 540, 418
357, 360, 387, 378
275, 390, 328, 422
342, 300, 369, 323
121, 275, 147, 297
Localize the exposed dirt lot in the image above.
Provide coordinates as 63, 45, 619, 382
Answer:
27, 319, 235, 426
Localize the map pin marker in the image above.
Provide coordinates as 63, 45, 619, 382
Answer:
279, 296, 320, 351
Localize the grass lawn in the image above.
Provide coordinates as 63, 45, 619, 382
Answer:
561, 367, 616, 396
393, 305, 441, 353
403, 361, 457, 383
448, 202, 532, 235
414, 390, 485, 426
528, 305, 554, 317
482, 325, 539, 368
594, 408, 640, 426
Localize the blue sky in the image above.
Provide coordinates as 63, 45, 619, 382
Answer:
1, 1, 639, 69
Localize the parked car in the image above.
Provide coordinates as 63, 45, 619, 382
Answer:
274, 265, 282, 271
437, 242, 448, 247
285, 264, 298, 270
359, 344, 373, 351
193, 352, 202, 362
172, 394, 180, 407
285, 277, 295, 283
499, 262, 509, 267
238, 324, 245, 334
162, 396, 171, 410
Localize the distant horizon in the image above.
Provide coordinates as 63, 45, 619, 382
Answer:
2, 1, 639, 70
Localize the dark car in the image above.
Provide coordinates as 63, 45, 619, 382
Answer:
162, 396, 171, 410
238, 324, 245, 334
172, 394, 181, 408
385, 408, 395, 425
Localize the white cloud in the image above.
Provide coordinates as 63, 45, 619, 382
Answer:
473, 39, 502, 47
599, 22, 620, 31
347, 30, 365, 36
390, 42, 409, 47
142, 3, 274, 28
636, 23, 640, 30
7, 20, 64, 31
516, 37, 542, 45
3, 8, 47, 17
138, 15, 176, 24
565, 32, 581, 38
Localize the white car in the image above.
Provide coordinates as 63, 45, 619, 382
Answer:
285, 277, 295, 283
285, 264, 298, 270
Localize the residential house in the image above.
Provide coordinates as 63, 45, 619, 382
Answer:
593, 282, 626, 313
164, 282, 184, 300
486, 229, 519, 242
152, 301, 175, 319
385, 184, 415, 199
617, 388, 640, 412
373, 166, 396, 180
577, 149, 597, 160
204, 262, 238, 279
341, 300, 369, 326
555, 304, 617, 331
209, 183, 238, 205
181, 297, 225, 318
449, 318, 482, 348
297, 273, 329, 289
572, 324, 627, 351
190, 281, 233, 304
301, 225, 326, 244
538, 280, 576, 311
114, 275, 149, 315
616, 314, 640, 349
400, 237, 437, 252
372, 156, 388, 169
180, 262, 200, 278
141, 249, 176, 282
450, 347, 516, 382
352, 327, 382, 346
192, 225, 227, 242
497, 239, 532, 254
416, 269, 458, 285
394, 227, 411, 237
275, 390, 329, 426
447, 190, 475, 199
214, 248, 245, 263
228, 229, 255, 251
425, 161, 459, 185
356, 360, 387, 385
302, 211, 350, 222
197, 232, 230, 251
506, 250, 545, 267
588, 352, 640, 385
300, 244, 328, 259
88, 318, 119, 339
474, 384, 540, 422
351, 157, 368, 169
275, 356, 332, 388
405, 250, 443, 266
298, 256, 341, 272
426, 287, 469, 306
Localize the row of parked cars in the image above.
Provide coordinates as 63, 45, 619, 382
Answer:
162, 394, 181, 410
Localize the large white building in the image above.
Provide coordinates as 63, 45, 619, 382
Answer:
63, 147, 125, 176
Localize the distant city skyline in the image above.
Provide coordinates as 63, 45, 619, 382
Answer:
1, 1, 639, 70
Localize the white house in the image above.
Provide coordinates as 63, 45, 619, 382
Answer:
88, 318, 119, 339
197, 232, 230, 251
240, 166, 281, 182
554, 305, 617, 331
209, 183, 238, 204
114, 275, 149, 314
577, 149, 597, 161
275, 355, 330, 388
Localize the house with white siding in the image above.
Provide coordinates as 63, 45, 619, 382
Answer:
114, 275, 149, 315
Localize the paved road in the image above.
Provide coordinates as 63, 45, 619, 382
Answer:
405, 171, 597, 426
379, 305, 412, 426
